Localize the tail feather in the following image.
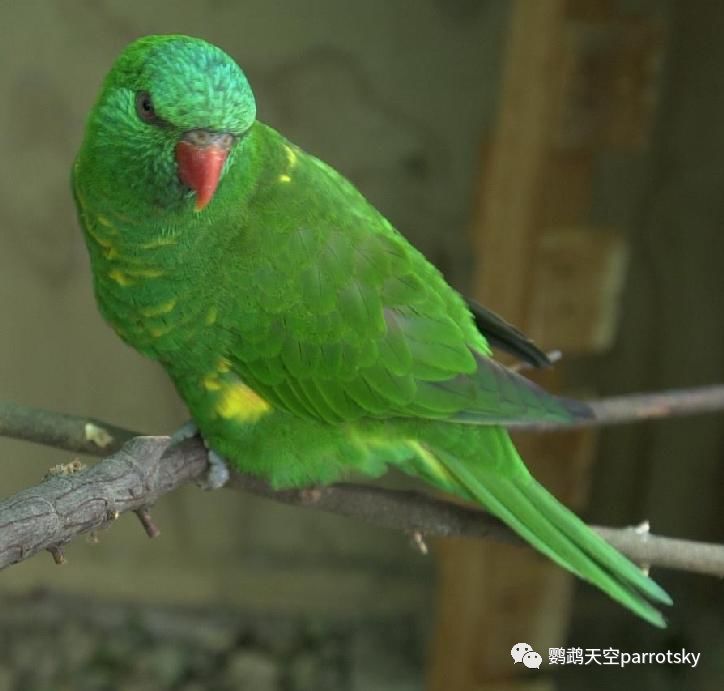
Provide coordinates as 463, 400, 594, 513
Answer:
433, 449, 671, 628
522, 477, 672, 606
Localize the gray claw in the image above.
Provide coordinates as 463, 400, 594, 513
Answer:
170, 420, 199, 445
170, 421, 228, 490
198, 449, 230, 490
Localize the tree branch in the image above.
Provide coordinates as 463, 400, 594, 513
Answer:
2, 389, 724, 576
0, 401, 135, 456
531, 384, 724, 429
3, 384, 723, 460
0, 437, 207, 569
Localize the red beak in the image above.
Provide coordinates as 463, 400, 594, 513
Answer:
175, 130, 233, 211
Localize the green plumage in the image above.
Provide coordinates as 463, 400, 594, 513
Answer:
73, 35, 672, 626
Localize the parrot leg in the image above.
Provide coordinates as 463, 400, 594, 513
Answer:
169, 420, 230, 490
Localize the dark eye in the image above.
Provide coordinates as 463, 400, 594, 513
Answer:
135, 91, 159, 124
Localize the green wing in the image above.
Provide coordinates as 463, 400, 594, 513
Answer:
224, 128, 589, 426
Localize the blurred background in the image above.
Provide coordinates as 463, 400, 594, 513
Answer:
0, 0, 722, 689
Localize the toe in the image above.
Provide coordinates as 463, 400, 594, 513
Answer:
170, 420, 199, 445
198, 449, 230, 490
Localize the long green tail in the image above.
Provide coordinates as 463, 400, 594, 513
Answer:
408, 441, 672, 627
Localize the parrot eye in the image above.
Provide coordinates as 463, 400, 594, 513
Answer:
135, 91, 160, 124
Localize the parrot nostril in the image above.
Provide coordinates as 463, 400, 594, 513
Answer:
218, 133, 234, 149
186, 130, 209, 147
182, 129, 235, 150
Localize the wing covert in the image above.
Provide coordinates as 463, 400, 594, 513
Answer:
222, 134, 588, 426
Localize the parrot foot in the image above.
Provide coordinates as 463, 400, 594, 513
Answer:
170, 419, 199, 444
200, 449, 231, 490
169, 421, 229, 490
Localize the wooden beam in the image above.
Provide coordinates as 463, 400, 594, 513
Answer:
429, 3, 569, 688
429, 1, 668, 688
470, 0, 567, 325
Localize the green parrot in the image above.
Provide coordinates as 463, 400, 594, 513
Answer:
73, 35, 671, 627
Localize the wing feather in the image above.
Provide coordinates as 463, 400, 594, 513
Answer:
226, 140, 590, 426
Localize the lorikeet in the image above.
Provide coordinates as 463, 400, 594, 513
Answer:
73, 35, 671, 626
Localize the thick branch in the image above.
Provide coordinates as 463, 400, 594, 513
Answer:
1, 434, 723, 578
0, 437, 206, 568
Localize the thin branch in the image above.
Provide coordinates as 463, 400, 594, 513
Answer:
2, 384, 723, 462
1, 433, 723, 578
593, 526, 724, 577
0, 401, 135, 456
507, 384, 724, 429
226, 474, 724, 576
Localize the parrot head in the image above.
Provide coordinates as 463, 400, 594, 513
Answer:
78, 35, 256, 214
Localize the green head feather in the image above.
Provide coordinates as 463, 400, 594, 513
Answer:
76, 35, 256, 215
